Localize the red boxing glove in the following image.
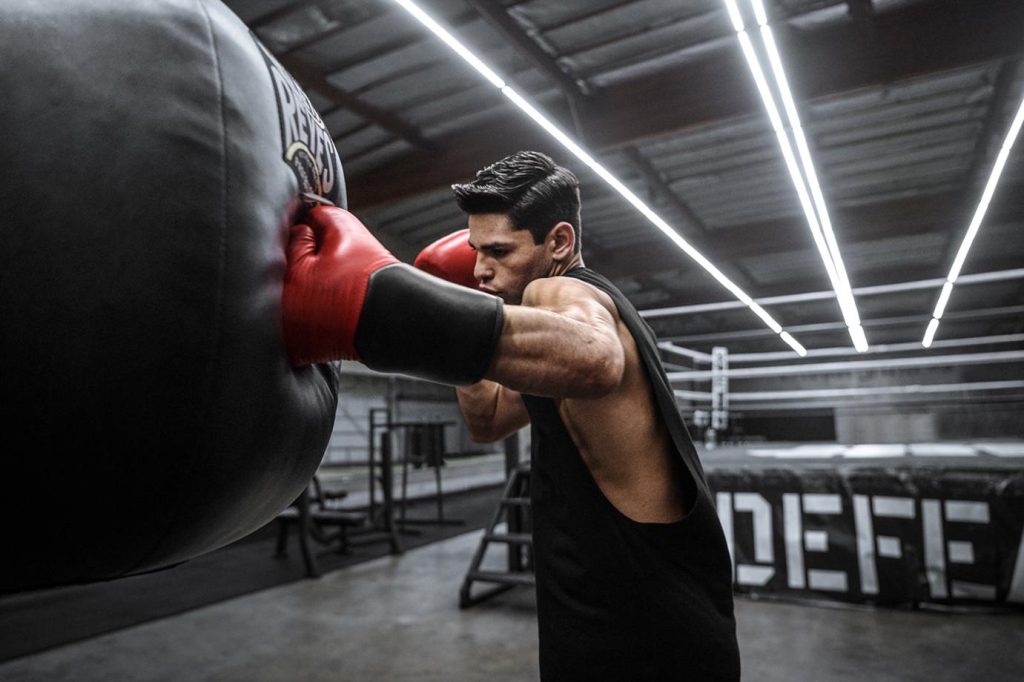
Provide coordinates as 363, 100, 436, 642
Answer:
283, 205, 399, 366
282, 206, 503, 385
413, 229, 478, 289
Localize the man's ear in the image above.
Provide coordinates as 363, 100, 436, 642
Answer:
547, 221, 576, 261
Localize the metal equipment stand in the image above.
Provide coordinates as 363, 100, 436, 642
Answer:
459, 432, 534, 608
394, 421, 464, 530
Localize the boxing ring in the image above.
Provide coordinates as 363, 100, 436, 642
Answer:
651, 284, 1024, 609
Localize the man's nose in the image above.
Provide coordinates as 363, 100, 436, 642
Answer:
474, 255, 491, 282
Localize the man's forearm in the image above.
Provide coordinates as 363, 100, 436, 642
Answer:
456, 379, 529, 443
455, 380, 502, 442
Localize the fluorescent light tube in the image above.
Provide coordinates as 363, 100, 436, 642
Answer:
392, 0, 807, 354
725, 0, 866, 351
922, 93, 1024, 346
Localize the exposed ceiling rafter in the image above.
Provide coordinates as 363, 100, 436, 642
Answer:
346, 0, 1024, 210
464, 0, 588, 99
595, 187, 1024, 281
279, 53, 438, 153
937, 59, 1023, 270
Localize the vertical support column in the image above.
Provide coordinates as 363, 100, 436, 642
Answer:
709, 346, 729, 448
379, 431, 403, 555
504, 431, 520, 478
368, 408, 376, 521
504, 432, 524, 573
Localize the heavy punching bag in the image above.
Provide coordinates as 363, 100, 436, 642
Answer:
0, 0, 345, 592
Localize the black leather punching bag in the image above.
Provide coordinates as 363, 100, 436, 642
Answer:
0, 0, 345, 593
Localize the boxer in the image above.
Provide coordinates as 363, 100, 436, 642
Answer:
283, 151, 740, 681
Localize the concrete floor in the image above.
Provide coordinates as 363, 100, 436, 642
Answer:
1, 530, 1021, 681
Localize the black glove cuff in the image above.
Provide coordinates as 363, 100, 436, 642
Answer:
354, 264, 503, 385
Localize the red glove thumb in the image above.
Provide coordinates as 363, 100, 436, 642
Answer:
285, 222, 318, 276
413, 229, 478, 289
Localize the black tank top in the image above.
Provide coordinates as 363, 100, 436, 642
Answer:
522, 267, 740, 681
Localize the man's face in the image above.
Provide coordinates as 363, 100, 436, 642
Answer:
467, 213, 551, 305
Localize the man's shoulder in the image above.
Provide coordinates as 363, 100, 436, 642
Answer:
524, 274, 618, 315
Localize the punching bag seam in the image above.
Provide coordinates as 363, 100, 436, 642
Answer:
121, 0, 231, 578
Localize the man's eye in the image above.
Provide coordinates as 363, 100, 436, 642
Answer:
490, 249, 507, 257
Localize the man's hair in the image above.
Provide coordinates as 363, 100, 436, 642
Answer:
452, 151, 582, 253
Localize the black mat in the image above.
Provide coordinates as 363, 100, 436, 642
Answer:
703, 444, 1024, 611
0, 484, 503, 663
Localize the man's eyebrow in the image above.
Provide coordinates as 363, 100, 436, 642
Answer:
471, 240, 513, 250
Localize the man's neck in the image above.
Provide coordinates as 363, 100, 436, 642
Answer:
548, 253, 584, 277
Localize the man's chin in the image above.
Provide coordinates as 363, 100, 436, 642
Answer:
481, 288, 517, 304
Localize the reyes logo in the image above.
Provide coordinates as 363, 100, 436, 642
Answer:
252, 35, 341, 201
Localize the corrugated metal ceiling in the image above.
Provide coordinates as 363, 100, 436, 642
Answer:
226, 0, 1023, 356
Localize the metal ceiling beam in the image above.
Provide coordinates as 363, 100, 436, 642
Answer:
595, 188, 1022, 281
935, 59, 1024, 270
346, 0, 1024, 210
618, 143, 765, 292
279, 8, 478, 64
618, 145, 759, 293
585, 0, 1023, 149
278, 54, 437, 154
463, 0, 587, 98
620, 147, 707, 234
552, 8, 719, 70
536, 0, 635, 34
962, 60, 1021, 192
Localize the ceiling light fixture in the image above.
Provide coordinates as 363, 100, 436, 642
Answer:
922, 93, 1024, 347
724, 0, 866, 352
389, 0, 807, 356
